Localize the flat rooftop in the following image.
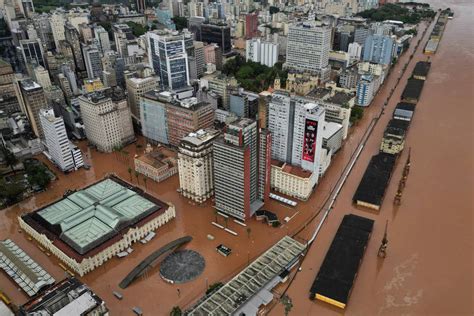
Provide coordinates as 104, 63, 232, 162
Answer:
310, 214, 374, 308
188, 236, 305, 315
21, 176, 169, 260
353, 153, 396, 208
20, 277, 107, 315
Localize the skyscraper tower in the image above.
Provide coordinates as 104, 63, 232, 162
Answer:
213, 118, 270, 221
285, 21, 331, 81
147, 30, 190, 90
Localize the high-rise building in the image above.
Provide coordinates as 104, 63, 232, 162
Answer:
188, 16, 205, 41
147, 30, 191, 90
49, 11, 66, 50
245, 13, 259, 39
18, 39, 46, 72
65, 23, 85, 72
348, 42, 362, 61
356, 74, 376, 106
166, 97, 214, 147
190, 41, 205, 79
201, 23, 231, 55
268, 91, 325, 184
78, 90, 134, 152
136, 0, 145, 13
178, 129, 220, 203
94, 25, 111, 52
39, 108, 83, 171
363, 34, 395, 65
208, 74, 239, 109
140, 90, 170, 145
213, 118, 270, 221
229, 89, 259, 118
126, 76, 160, 120
82, 44, 103, 79
285, 21, 331, 79
33, 66, 51, 89
245, 38, 279, 67
354, 25, 372, 47
0, 59, 19, 114
19, 79, 48, 138
113, 24, 133, 57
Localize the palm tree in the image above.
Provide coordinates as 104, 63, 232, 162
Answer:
127, 167, 132, 182
214, 210, 218, 224
134, 171, 140, 185
246, 227, 251, 239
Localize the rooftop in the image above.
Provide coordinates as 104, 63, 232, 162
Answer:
0, 239, 55, 297
353, 153, 396, 208
20, 79, 41, 91
20, 277, 108, 315
21, 176, 169, 259
413, 61, 431, 77
180, 129, 220, 147
135, 146, 177, 170
188, 236, 305, 315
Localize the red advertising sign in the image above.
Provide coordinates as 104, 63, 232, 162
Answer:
302, 119, 317, 162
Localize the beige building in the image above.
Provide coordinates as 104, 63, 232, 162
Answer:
79, 90, 134, 152
33, 66, 51, 89
19, 176, 176, 276
178, 129, 219, 203
134, 144, 178, 183
126, 76, 159, 120
19, 79, 48, 138
271, 161, 314, 201
282, 71, 320, 96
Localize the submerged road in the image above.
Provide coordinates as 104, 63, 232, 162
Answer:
270, 1, 474, 315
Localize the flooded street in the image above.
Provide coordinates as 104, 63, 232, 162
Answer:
270, 0, 474, 315
0, 1, 472, 315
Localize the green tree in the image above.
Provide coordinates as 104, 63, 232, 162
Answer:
246, 227, 251, 239
269, 6, 280, 15
25, 163, 51, 190
172, 17, 188, 31
127, 167, 132, 182
280, 295, 293, 316
170, 306, 182, 316
0, 179, 24, 205
135, 171, 140, 185
350, 106, 364, 124
1, 145, 18, 173
126, 22, 147, 37
206, 282, 223, 295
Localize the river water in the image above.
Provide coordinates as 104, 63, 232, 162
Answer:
270, 0, 474, 315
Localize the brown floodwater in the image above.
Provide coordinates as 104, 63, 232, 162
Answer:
0, 1, 472, 315
269, 1, 474, 315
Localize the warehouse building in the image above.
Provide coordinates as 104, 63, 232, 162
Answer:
353, 153, 396, 210
188, 236, 305, 315
0, 239, 55, 297
19, 277, 109, 315
401, 78, 425, 104
310, 214, 374, 309
380, 119, 410, 155
19, 176, 176, 276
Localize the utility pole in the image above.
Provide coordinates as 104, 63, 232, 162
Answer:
378, 220, 389, 258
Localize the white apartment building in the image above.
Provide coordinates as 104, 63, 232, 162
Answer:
285, 21, 331, 80
178, 129, 219, 203
348, 42, 362, 61
126, 76, 160, 120
49, 12, 66, 50
39, 108, 83, 172
79, 92, 134, 152
94, 25, 111, 52
245, 38, 279, 67
271, 162, 313, 201
33, 66, 51, 89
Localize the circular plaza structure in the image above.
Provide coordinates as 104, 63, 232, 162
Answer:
159, 250, 205, 284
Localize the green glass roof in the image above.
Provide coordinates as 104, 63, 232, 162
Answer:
37, 179, 159, 254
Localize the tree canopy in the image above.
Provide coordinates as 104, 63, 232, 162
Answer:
25, 162, 51, 190
172, 17, 188, 31
126, 22, 147, 37
356, 4, 435, 24
223, 55, 287, 93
